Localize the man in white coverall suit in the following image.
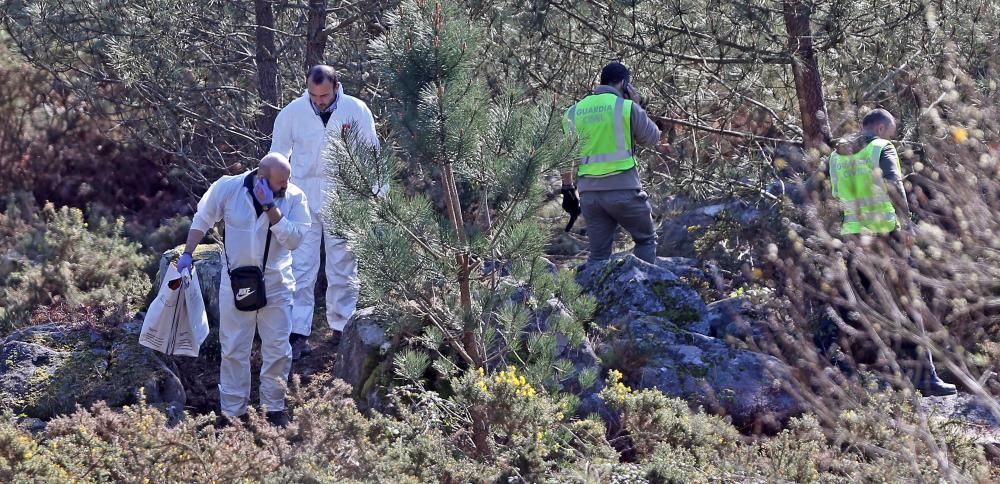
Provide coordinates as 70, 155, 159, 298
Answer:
176, 153, 310, 427
270, 65, 379, 358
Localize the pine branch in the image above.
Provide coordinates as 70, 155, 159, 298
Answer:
652, 114, 803, 146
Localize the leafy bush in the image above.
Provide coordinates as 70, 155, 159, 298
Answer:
0, 194, 152, 331
0, 372, 989, 482
595, 372, 990, 482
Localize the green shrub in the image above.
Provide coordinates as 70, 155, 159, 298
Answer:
594, 372, 991, 482
0, 373, 990, 483
599, 370, 740, 462
0, 194, 152, 331
138, 215, 191, 257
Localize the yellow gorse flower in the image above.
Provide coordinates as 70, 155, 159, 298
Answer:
489, 365, 538, 398
953, 127, 969, 143
607, 369, 631, 403
608, 369, 624, 383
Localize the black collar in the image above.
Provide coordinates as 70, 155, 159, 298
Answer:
243, 170, 265, 218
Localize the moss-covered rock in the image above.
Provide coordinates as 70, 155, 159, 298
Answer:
614, 314, 802, 433
575, 255, 709, 330
333, 307, 388, 409
0, 316, 178, 420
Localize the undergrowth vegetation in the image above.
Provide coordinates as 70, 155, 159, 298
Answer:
0, 0, 1000, 482
0, 194, 151, 331
0, 372, 989, 482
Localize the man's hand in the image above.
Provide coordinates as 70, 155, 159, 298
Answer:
561, 185, 581, 231
254, 178, 275, 206
176, 252, 193, 276
656, 139, 671, 154
902, 223, 917, 248
624, 83, 641, 104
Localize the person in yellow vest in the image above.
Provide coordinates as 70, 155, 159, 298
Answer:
829, 108, 957, 396
562, 63, 667, 264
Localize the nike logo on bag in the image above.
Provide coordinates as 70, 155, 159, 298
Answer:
236, 288, 255, 301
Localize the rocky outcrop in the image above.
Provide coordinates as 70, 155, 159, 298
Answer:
332, 307, 388, 408
2, 245, 801, 433
1, 247, 228, 421
0, 317, 182, 420
703, 297, 769, 347
657, 197, 767, 259
576, 256, 708, 331
920, 393, 1000, 445
626, 315, 799, 432
577, 255, 803, 431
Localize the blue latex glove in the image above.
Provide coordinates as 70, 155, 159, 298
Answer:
176, 252, 193, 276
254, 178, 275, 206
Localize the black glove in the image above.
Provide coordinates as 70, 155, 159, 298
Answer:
561, 185, 581, 232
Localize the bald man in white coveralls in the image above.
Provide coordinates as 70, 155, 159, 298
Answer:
176, 153, 310, 426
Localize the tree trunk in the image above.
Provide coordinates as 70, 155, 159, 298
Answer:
439, 160, 490, 457
305, 0, 328, 70
783, 0, 831, 150
255, 0, 279, 152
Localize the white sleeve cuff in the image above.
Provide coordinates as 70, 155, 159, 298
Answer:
269, 215, 290, 234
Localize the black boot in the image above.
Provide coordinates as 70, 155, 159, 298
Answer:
266, 410, 290, 428
914, 375, 958, 396
912, 351, 958, 397
290, 333, 312, 360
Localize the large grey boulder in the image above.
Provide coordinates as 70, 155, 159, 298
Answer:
624, 315, 802, 432
657, 198, 766, 259
333, 307, 388, 408
703, 297, 770, 348
0, 333, 69, 417
654, 256, 707, 282
576, 255, 709, 331
0, 316, 182, 420
578, 256, 802, 431
920, 393, 1000, 445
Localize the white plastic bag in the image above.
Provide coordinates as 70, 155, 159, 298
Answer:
140, 263, 209, 357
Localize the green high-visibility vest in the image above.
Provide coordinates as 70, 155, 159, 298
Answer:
563, 93, 636, 177
828, 138, 899, 235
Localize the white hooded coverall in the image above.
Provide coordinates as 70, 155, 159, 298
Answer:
270, 84, 379, 335
190, 171, 311, 417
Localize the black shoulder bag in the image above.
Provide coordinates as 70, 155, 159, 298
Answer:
224, 226, 272, 311
226, 229, 271, 311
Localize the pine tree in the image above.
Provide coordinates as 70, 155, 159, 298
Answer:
326, 0, 596, 456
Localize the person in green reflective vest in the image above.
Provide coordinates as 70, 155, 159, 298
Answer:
829, 108, 957, 396
561, 63, 668, 264
829, 109, 915, 242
